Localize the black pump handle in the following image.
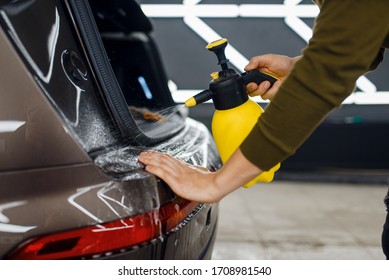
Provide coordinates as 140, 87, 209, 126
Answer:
241, 70, 278, 87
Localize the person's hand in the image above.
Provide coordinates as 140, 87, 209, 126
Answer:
244, 54, 301, 100
139, 149, 263, 203
139, 151, 222, 203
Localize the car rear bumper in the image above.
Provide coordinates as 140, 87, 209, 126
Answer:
100, 204, 218, 260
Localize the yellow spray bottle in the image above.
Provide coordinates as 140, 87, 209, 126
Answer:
185, 38, 280, 187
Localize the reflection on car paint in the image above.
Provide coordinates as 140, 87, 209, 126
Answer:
0, 223, 37, 234
68, 177, 158, 223
67, 183, 107, 224
61, 50, 86, 126
67, 174, 160, 222
0, 121, 25, 133
0, 201, 37, 233
0, 8, 60, 84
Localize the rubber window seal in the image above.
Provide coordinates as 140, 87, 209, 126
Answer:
69, 0, 168, 146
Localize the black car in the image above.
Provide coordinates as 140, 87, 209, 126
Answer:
0, 0, 221, 259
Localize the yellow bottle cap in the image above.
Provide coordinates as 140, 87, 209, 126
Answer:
210, 72, 219, 80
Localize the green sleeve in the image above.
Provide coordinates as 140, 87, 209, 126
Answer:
370, 48, 385, 71
241, 0, 389, 171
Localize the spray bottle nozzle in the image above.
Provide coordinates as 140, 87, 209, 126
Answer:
185, 89, 214, 107
184, 39, 230, 108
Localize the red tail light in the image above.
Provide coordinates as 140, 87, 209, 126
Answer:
7, 198, 199, 259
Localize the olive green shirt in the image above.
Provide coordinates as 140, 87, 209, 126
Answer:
241, 0, 389, 171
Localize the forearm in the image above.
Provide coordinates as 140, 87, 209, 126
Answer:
213, 148, 263, 198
